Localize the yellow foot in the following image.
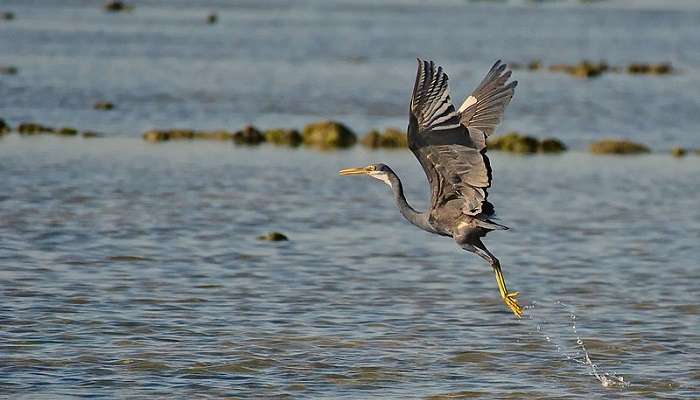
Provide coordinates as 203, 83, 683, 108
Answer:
502, 291, 523, 318
493, 265, 524, 318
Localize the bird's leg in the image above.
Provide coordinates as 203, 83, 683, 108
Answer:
472, 242, 523, 319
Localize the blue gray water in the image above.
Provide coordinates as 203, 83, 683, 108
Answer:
1, 0, 700, 399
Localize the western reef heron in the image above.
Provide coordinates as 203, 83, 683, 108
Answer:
340, 59, 522, 317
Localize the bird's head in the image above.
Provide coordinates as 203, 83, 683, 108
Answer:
339, 163, 393, 186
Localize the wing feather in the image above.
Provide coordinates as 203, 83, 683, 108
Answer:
459, 60, 517, 137
408, 59, 515, 220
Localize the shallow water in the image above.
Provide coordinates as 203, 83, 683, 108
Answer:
2, 0, 700, 148
1, 136, 699, 398
2, 0, 700, 398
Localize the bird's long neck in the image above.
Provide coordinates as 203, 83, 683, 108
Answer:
386, 171, 435, 233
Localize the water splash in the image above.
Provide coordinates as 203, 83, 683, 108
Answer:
524, 300, 629, 389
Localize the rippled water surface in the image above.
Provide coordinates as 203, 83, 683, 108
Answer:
1, 137, 699, 398
2, 0, 700, 399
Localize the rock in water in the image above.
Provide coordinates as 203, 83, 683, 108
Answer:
104, 1, 132, 12
671, 147, 687, 158
590, 139, 650, 155
18, 122, 54, 134
257, 232, 289, 241
94, 101, 115, 110
302, 120, 356, 148
233, 125, 265, 145
264, 129, 302, 146
489, 132, 539, 153
539, 138, 567, 153
0, 118, 10, 134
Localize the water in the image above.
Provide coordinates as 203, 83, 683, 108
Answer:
2, 0, 700, 149
1, 1, 700, 399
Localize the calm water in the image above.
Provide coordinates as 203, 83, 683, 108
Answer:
1, 1, 700, 399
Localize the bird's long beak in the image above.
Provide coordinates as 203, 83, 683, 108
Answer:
339, 166, 370, 176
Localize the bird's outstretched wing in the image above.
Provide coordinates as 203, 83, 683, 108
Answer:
408, 59, 515, 219
458, 60, 517, 137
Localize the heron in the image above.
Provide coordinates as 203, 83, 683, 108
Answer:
340, 59, 523, 318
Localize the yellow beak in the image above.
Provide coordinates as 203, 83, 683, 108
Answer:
339, 166, 370, 176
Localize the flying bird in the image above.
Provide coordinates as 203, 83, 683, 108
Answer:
340, 59, 522, 318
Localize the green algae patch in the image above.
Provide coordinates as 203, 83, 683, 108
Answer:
590, 139, 650, 155
302, 120, 356, 148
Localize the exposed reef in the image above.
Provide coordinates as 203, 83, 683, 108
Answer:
302, 120, 357, 148
94, 101, 115, 111
511, 60, 674, 78
590, 139, 650, 155
360, 128, 408, 148
264, 128, 302, 146
671, 147, 687, 158
0, 118, 10, 134
104, 1, 133, 12
257, 232, 288, 241
489, 132, 566, 154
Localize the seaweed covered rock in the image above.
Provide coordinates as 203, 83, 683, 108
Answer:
104, 1, 132, 12
207, 12, 218, 24
143, 130, 171, 142
142, 129, 195, 142
627, 63, 673, 75
0, 118, 10, 134
527, 59, 542, 71
489, 132, 539, 153
1, 12, 14, 21
18, 122, 54, 134
94, 101, 114, 110
142, 129, 236, 142
360, 130, 382, 148
56, 127, 78, 136
360, 128, 408, 148
590, 139, 650, 155
0, 65, 18, 75
671, 147, 687, 158
233, 125, 265, 145
549, 61, 607, 78
194, 130, 234, 140
302, 120, 356, 148
539, 138, 567, 153
379, 128, 408, 148
264, 128, 302, 146
82, 131, 102, 138
257, 232, 288, 241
